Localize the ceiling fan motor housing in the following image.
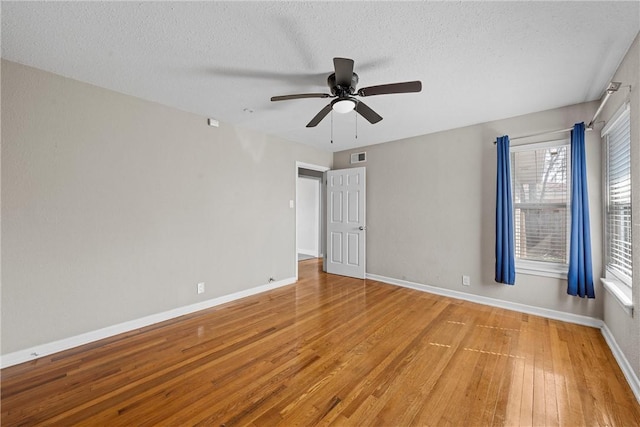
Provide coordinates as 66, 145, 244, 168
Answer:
328, 72, 359, 97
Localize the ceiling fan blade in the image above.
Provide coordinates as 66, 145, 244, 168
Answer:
333, 57, 354, 87
306, 103, 333, 128
355, 101, 383, 124
357, 81, 422, 97
271, 93, 331, 102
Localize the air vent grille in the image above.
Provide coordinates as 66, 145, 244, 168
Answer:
350, 152, 366, 164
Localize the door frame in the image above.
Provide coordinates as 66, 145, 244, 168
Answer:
295, 161, 330, 280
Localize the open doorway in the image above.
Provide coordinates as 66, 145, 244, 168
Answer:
295, 162, 329, 280
297, 171, 322, 261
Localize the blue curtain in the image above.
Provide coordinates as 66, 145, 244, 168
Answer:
568, 122, 594, 298
495, 135, 515, 285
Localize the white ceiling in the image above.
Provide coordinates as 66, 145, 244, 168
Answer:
2, 1, 639, 152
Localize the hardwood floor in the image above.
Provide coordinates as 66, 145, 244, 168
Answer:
2, 258, 639, 426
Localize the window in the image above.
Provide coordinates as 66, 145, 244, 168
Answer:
511, 140, 570, 276
603, 105, 632, 287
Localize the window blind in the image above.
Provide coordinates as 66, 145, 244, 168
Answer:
605, 110, 632, 285
511, 145, 569, 264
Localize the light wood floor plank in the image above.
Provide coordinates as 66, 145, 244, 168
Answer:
2, 258, 639, 426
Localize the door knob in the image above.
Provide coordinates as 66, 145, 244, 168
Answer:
359, 226, 367, 230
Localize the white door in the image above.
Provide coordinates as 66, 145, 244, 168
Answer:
326, 167, 366, 279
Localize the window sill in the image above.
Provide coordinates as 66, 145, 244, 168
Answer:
516, 260, 568, 279
601, 278, 633, 317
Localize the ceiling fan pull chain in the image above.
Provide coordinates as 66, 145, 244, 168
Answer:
330, 109, 334, 144
355, 106, 358, 140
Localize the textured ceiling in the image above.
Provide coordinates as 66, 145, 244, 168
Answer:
2, 1, 639, 152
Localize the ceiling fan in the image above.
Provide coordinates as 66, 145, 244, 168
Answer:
270, 57, 422, 127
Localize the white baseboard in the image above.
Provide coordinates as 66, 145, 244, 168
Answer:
0, 277, 296, 369
297, 249, 319, 257
366, 273, 603, 328
601, 324, 640, 404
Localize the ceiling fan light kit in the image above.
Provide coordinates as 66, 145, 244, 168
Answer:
332, 98, 356, 113
270, 57, 422, 128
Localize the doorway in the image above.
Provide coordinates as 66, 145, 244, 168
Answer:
297, 172, 322, 261
295, 162, 329, 280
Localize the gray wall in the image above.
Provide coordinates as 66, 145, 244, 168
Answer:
599, 32, 640, 381
334, 101, 603, 319
1, 60, 332, 354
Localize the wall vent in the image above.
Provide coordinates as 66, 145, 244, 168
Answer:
350, 152, 366, 164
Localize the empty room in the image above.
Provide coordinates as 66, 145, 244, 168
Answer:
2, 1, 640, 425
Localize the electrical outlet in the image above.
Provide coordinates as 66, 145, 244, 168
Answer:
462, 275, 470, 286
197, 282, 205, 294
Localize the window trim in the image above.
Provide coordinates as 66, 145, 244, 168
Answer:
511, 138, 571, 279
602, 102, 632, 289
516, 259, 568, 279
601, 277, 633, 317
601, 102, 632, 315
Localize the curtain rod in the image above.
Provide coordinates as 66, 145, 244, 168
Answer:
492, 125, 593, 144
493, 81, 622, 144
588, 82, 622, 128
